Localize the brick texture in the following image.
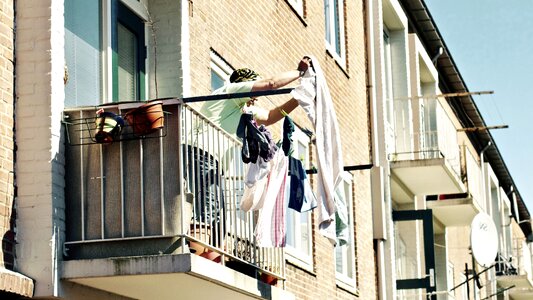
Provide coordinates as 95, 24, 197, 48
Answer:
0, 0, 15, 271
188, 0, 376, 299
0, 0, 33, 297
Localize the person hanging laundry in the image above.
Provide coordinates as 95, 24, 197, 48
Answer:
199, 57, 312, 135
187, 57, 310, 249
290, 55, 345, 246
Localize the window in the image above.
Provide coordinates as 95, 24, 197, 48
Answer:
285, 128, 313, 268
286, 0, 304, 17
65, 0, 147, 107
210, 51, 232, 91
383, 29, 396, 155
324, 0, 345, 63
335, 172, 356, 287
114, 2, 146, 101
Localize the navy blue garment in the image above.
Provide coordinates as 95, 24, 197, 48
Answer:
288, 157, 306, 212
282, 116, 295, 156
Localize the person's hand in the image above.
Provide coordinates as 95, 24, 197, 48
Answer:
297, 56, 312, 76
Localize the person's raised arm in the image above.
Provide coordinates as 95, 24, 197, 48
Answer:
250, 57, 311, 92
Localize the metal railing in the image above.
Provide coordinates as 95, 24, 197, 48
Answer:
63, 100, 285, 281
389, 130, 461, 179
496, 239, 533, 278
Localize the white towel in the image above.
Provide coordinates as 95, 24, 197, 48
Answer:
240, 157, 270, 212
290, 56, 344, 245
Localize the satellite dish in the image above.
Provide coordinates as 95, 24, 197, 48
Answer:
470, 213, 499, 267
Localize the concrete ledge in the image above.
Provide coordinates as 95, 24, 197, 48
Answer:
0, 268, 34, 298
62, 253, 294, 300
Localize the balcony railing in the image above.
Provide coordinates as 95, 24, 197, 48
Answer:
62, 100, 285, 282
390, 130, 461, 179
497, 239, 533, 278
496, 239, 533, 296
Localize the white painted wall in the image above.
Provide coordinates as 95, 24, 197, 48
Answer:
15, 0, 66, 297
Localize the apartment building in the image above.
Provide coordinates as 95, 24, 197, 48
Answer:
8, 0, 375, 299
2, 0, 531, 299
367, 0, 533, 299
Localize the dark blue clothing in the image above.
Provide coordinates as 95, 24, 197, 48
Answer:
288, 157, 306, 212
282, 116, 295, 156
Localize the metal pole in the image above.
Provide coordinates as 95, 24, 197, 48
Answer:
180, 88, 294, 103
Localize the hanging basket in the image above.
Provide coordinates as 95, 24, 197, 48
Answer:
124, 100, 165, 136
94, 112, 125, 144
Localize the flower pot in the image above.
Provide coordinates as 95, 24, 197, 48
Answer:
124, 100, 165, 136
94, 112, 124, 143
260, 272, 278, 285
189, 223, 211, 253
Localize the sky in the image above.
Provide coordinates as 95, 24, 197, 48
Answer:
424, 0, 533, 212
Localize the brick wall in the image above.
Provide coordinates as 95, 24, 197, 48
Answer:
188, 0, 376, 299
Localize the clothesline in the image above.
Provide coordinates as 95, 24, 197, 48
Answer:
178, 88, 294, 104
304, 163, 373, 175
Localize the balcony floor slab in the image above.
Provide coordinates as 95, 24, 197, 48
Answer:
391, 157, 466, 196
62, 253, 293, 300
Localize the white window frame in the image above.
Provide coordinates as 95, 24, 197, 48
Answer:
285, 128, 314, 270
210, 51, 233, 88
286, 0, 304, 17
334, 171, 356, 289
324, 0, 346, 66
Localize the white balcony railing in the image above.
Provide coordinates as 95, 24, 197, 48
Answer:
63, 100, 285, 281
497, 239, 532, 277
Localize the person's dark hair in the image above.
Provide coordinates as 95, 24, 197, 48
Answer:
230, 68, 260, 83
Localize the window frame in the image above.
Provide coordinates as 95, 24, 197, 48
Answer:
65, 0, 149, 105
210, 51, 233, 90
112, 0, 147, 102
284, 128, 314, 270
286, 0, 304, 18
334, 171, 357, 289
324, 0, 346, 66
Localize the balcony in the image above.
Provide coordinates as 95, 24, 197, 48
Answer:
61, 100, 293, 299
390, 147, 465, 198
425, 193, 482, 226
496, 243, 533, 299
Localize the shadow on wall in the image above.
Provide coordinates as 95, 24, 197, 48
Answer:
2, 171, 16, 270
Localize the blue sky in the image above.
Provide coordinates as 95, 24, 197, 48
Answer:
424, 0, 533, 212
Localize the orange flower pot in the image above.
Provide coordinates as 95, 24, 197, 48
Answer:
124, 100, 164, 136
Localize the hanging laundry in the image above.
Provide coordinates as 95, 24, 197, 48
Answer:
240, 156, 270, 212
290, 56, 345, 246
258, 124, 278, 161
282, 116, 295, 156
236, 113, 278, 163
253, 149, 289, 247
288, 157, 317, 213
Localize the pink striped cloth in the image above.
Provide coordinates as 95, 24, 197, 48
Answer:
255, 149, 288, 247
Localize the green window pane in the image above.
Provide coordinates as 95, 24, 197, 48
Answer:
118, 23, 138, 101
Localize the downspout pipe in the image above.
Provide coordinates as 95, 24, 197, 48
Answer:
480, 141, 492, 214
364, 0, 387, 299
